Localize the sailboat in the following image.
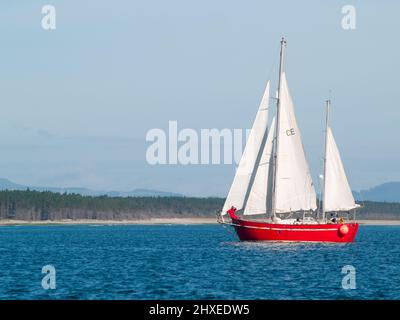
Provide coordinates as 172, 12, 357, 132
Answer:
218, 38, 359, 242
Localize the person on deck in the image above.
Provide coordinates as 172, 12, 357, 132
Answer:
227, 206, 238, 220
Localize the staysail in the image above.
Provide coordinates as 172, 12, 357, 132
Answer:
323, 127, 358, 211
222, 82, 270, 214
243, 117, 276, 215
274, 73, 317, 213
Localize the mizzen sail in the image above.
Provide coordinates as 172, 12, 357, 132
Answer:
323, 127, 358, 211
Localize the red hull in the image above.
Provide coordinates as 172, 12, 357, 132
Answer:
231, 218, 358, 243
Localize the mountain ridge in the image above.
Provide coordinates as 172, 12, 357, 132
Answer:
353, 182, 400, 203
1, 178, 400, 202
0, 178, 184, 198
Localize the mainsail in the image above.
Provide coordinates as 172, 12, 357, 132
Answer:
274, 73, 317, 213
222, 82, 270, 214
243, 117, 276, 215
323, 127, 358, 211
223, 41, 317, 216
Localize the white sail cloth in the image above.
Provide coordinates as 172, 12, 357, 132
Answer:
323, 127, 358, 211
274, 73, 317, 213
223, 73, 318, 215
243, 117, 275, 215
222, 82, 270, 214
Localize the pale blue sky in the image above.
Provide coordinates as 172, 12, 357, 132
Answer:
0, 1, 399, 196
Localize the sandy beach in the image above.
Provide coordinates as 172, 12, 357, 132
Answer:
1, 218, 400, 226
357, 220, 400, 225
0, 217, 218, 226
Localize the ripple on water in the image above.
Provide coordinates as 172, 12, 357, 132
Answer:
0, 224, 399, 299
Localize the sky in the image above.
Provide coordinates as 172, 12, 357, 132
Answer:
0, 1, 399, 197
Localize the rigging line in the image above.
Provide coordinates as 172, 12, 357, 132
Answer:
265, 41, 281, 101
318, 98, 328, 210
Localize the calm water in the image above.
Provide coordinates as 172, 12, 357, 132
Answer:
0, 224, 399, 299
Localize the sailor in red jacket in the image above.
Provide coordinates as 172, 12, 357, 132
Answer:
227, 206, 238, 220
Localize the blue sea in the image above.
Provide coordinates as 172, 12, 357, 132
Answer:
0, 224, 399, 300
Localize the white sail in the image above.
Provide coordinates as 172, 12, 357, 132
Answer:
243, 117, 275, 215
222, 81, 270, 214
323, 127, 358, 211
274, 73, 317, 213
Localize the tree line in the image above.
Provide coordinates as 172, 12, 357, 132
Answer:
0, 190, 399, 221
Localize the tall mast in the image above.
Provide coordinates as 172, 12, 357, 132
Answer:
271, 37, 286, 218
322, 99, 330, 222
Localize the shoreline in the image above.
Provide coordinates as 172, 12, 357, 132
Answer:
1, 218, 400, 226
0, 217, 218, 226
357, 219, 400, 225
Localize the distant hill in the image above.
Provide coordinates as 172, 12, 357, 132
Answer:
0, 178, 27, 190
0, 178, 183, 198
353, 182, 400, 202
